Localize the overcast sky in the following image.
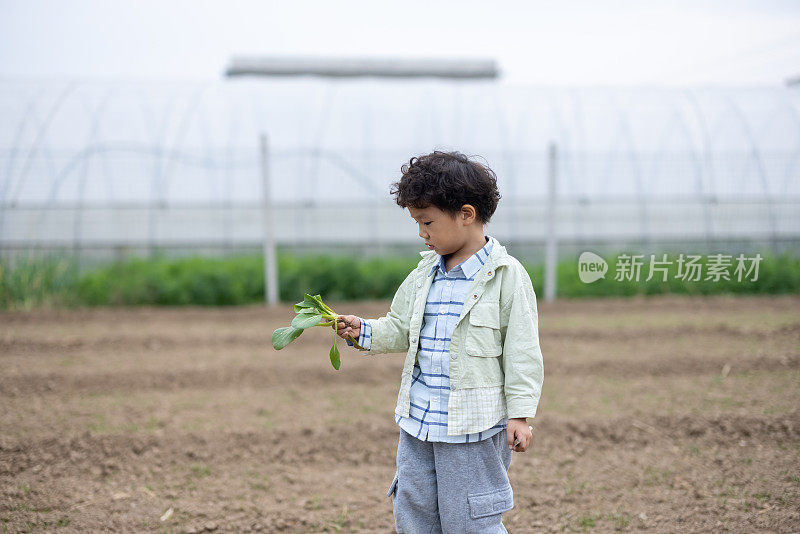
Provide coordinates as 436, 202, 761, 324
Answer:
1, 0, 799, 86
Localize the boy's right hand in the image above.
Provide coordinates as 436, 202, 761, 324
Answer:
336, 315, 361, 342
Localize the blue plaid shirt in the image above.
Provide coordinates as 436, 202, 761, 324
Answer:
347, 235, 506, 443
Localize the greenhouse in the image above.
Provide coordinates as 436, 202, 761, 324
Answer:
1, 79, 799, 264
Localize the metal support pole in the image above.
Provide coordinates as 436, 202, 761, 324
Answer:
260, 133, 278, 305
544, 142, 558, 303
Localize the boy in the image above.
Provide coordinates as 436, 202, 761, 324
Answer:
336, 151, 544, 533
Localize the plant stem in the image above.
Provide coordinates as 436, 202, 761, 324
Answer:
348, 335, 366, 350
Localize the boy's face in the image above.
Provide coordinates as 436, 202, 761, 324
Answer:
408, 204, 475, 256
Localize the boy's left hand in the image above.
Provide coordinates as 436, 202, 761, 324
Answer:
507, 418, 533, 452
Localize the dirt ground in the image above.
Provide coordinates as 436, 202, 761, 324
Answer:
1, 294, 799, 533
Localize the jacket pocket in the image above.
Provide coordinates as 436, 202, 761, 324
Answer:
467, 484, 513, 519
466, 302, 502, 357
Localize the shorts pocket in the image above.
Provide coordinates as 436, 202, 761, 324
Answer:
386, 472, 399, 498
467, 484, 513, 519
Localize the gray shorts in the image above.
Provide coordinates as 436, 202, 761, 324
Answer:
387, 428, 513, 534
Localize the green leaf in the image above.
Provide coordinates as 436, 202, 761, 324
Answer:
272, 326, 303, 350
329, 341, 341, 370
306, 293, 332, 313
291, 313, 323, 329
294, 294, 327, 314
293, 300, 315, 313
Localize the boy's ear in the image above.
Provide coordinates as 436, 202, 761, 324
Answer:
461, 204, 477, 224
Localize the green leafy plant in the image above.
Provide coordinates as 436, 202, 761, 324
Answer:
271, 293, 364, 370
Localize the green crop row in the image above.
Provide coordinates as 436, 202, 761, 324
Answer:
1, 250, 797, 310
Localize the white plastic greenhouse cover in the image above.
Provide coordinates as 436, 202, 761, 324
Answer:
0, 78, 799, 252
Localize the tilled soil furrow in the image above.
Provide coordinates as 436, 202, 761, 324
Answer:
0, 365, 385, 396
3, 412, 797, 478
547, 322, 800, 342
2, 322, 798, 353
1, 354, 797, 396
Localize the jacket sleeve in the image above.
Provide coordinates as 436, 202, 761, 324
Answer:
500, 273, 544, 419
355, 269, 416, 355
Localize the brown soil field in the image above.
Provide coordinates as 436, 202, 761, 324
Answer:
1, 294, 799, 533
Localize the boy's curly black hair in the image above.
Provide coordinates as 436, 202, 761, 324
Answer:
389, 150, 502, 224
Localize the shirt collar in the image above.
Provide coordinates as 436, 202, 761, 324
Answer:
428, 235, 494, 278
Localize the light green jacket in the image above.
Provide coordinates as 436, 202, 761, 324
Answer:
361, 236, 544, 430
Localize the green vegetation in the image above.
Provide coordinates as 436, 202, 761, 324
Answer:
0, 255, 80, 309
272, 293, 364, 369
1, 250, 798, 310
